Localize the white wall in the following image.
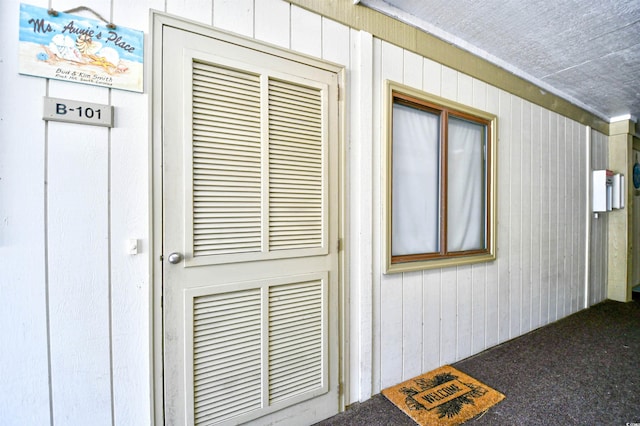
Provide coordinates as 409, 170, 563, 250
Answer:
1, 0, 159, 424
633, 148, 640, 289
590, 130, 609, 305
0, 0, 608, 423
358, 38, 604, 396
1, 1, 49, 422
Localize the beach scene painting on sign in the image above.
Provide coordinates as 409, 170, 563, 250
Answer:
19, 3, 144, 92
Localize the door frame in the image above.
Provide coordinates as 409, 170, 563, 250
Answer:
150, 11, 347, 424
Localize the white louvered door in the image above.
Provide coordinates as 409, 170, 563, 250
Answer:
162, 27, 341, 426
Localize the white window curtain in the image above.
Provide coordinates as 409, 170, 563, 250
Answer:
447, 117, 485, 251
391, 103, 440, 256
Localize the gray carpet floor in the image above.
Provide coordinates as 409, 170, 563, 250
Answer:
315, 299, 640, 425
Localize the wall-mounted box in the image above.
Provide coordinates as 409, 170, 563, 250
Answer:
593, 169, 624, 212
612, 173, 625, 209
592, 169, 613, 212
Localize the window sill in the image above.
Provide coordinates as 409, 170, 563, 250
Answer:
384, 251, 496, 274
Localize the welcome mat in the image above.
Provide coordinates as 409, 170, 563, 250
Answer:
382, 366, 505, 425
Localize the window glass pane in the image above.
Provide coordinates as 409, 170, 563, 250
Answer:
392, 102, 440, 256
447, 116, 486, 252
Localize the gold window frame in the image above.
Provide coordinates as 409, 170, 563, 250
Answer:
383, 80, 498, 273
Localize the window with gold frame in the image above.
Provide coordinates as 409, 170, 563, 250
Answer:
383, 81, 497, 273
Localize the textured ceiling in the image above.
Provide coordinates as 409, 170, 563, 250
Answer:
360, 0, 640, 123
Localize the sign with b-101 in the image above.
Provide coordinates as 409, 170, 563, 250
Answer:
43, 96, 114, 127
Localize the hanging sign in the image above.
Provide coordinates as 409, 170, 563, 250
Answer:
18, 3, 144, 92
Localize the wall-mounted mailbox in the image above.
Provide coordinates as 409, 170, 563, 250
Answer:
593, 169, 624, 212
612, 173, 625, 209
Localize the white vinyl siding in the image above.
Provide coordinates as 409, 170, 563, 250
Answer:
590, 130, 609, 305
373, 40, 595, 394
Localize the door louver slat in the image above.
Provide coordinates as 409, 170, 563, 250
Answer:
268, 280, 323, 404
193, 289, 262, 424
192, 61, 262, 257
194, 366, 259, 388
194, 391, 261, 425
268, 78, 323, 251
194, 327, 260, 345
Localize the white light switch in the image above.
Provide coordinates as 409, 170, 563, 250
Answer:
128, 239, 139, 255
